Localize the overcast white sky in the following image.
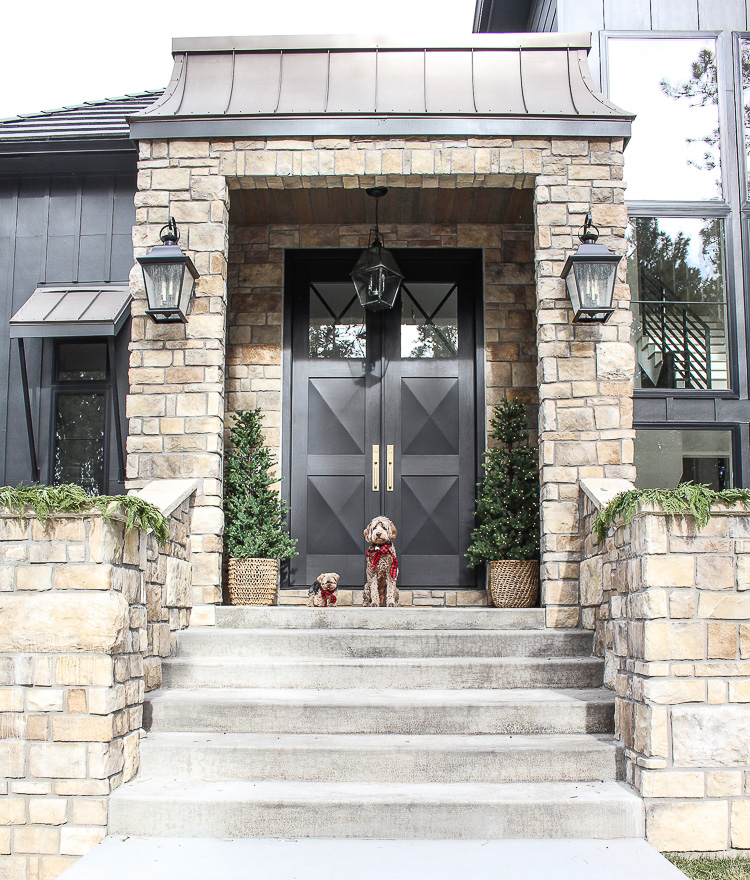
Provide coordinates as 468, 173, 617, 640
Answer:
0, 0, 479, 120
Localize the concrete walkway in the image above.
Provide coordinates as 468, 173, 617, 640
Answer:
61, 837, 686, 880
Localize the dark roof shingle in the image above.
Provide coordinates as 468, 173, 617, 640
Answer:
0, 91, 163, 142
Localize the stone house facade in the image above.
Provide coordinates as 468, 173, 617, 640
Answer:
1, 8, 750, 870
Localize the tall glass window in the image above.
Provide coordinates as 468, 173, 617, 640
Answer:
738, 38, 750, 199
51, 342, 109, 495
608, 38, 721, 201
635, 429, 733, 490
627, 217, 728, 390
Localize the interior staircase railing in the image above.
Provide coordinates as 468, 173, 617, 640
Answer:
637, 268, 712, 390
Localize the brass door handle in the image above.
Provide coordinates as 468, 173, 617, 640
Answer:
387, 445, 394, 492
372, 445, 380, 492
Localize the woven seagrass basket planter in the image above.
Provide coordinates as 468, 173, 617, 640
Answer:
487, 560, 539, 608
227, 557, 279, 606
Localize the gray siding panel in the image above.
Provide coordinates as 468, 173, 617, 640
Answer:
0, 171, 135, 487
604, 0, 651, 29
697, 0, 746, 30
558, 0, 605, 34
651, 0, 699, 30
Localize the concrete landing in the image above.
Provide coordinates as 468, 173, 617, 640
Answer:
61, 837, 685, 880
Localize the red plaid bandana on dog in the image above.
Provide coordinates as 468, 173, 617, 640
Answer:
321, 586, 337, 606
366, 543, 399, 578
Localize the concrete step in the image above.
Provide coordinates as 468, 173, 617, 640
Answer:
144, 687, 615, 735
108, 778, 644, 840
215, 606, 545, 630
138, 732, 622, 784
161, 656, 603, 690
176, 628, 594, 659
58, 837, 686, 880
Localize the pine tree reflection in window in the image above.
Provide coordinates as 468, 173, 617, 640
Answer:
607, 38, 721, 200
627, 217, 728, 390
53, 342, 108, 495
54, 394, 106, 495
401, 283, 458, 359
309, 283, 366, 359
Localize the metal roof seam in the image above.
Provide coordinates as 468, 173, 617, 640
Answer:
566, 49, 580, 116
470, 50, 478, 114
275, 52, 284, 114
224, 51, 237, 116
324, 50, 331, 114
518, 47, 529, 115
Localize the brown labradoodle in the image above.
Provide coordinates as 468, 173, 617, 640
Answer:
363, 516, 399, 607
307, 572, 340, 607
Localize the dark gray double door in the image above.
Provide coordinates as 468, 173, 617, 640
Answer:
285, 250, 480, 590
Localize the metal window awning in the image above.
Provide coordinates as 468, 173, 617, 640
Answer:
8, 284, 130, 485
9, 285, 131, 338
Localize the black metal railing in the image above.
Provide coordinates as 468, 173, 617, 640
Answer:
637, 268, 713, 390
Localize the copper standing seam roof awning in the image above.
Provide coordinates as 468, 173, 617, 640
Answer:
129, 33, 634, 140
9, 285, 131, 338
9, 285, 130, 484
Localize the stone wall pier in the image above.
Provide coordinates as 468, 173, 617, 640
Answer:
0, 479, 196, 879
580, 478, 750, 853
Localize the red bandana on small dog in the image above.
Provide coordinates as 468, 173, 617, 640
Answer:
320, 586, 337, 606
366, 542, 399, 578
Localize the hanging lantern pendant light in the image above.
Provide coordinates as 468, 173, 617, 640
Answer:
561, 213, 622, 324
351, 187, 404, 311
137, 217, 199, 324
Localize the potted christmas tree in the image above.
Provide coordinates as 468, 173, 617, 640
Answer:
223, 409, 297, 605
466, 398, 540, 608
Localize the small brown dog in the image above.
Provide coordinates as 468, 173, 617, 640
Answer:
363, 516, 399, 607
307, 572, 340, 607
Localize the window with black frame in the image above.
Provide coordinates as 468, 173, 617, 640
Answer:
51, 341, 110, 495
635, 429, 734, 491
607, 37, 722, 202
627, 216, 729, 390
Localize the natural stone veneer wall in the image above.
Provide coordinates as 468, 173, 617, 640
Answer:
130, 135, 634, 624
0, 481, 194, 879
580, 482, 750, 852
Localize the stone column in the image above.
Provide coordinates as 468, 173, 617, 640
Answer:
534, 137, 635, 627
128, 140, 230, 622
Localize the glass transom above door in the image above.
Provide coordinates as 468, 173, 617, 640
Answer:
309, 282, 366, 359
401, 282, 458, 358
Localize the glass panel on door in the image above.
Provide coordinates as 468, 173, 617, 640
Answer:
401, 282, 458, 359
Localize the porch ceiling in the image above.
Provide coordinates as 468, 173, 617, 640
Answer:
230, 186, 533, 226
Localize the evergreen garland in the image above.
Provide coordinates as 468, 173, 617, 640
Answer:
466, 399, 540, 566
223, 409, 297, 560
0, 483, 169, 545
593, 482, 750, 545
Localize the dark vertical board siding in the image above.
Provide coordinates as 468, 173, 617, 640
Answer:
0, 170, 136, 486
0, 180, 18, 466
543, 1, 557, 31
528, 0, 557, 31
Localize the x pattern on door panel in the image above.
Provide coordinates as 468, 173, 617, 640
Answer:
307, 476, 365, 555
401, 378, 459, 456
308, 379, 365, 455
401, 476, 459, 555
